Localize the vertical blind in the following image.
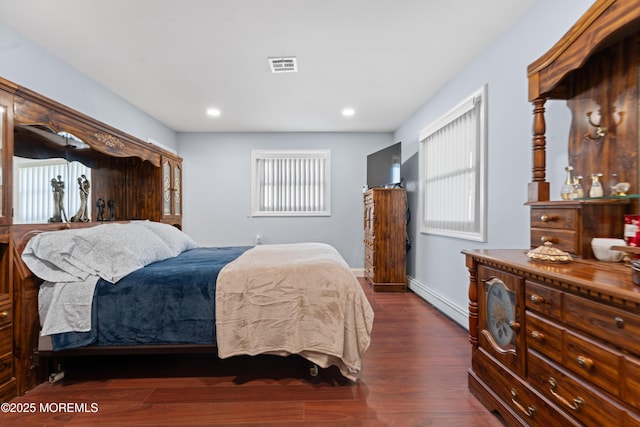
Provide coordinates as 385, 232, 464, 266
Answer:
251, 150, 331, 216
419, 85, 487, 241
16, 160, 91, 223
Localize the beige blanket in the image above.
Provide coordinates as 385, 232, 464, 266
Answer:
215, 242, 374, 380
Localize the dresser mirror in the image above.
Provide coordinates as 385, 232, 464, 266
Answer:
13, 124, 92, 224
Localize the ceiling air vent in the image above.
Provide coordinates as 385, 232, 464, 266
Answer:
268, 57, 297, 73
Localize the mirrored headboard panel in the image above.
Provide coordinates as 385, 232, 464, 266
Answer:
7, 80, 174, 225
13, 125, 93, 224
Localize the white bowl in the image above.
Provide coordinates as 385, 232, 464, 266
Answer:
591, 238, 626, 262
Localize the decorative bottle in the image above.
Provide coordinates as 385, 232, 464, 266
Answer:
561, 166, 574, 200
589, 173, 604, 198
573, 176, 584, 199
608, 172, 619, 196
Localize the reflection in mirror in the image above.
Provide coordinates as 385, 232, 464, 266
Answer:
13, 125, 92, 224
13, 158, 91, 224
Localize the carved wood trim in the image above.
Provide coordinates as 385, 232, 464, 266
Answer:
527, 0, 640, 100
0, 77, 18, 95
12, 85, 171, 167
463, 251, 640, 311
527, 0, 615, 79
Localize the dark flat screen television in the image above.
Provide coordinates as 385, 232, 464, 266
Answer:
366, 142, 402, 189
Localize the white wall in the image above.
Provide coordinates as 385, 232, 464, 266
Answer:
0, 23, 177, 152
394, 0, 594, 327
179, 132, 393, 267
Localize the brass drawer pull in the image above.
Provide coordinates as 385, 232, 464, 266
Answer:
530, 294, 544, 305
510, 388, 536, 417
541, 236, 558, 244
576, 355, 594, 370
531, 330, 544, 342
508, 320, 521, 332
614, 316, 624, 329
540, 214, 556, 222
0, 311, 8, 318
549, 377, 585, 411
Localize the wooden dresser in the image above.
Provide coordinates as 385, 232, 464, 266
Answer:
363, 188, 406, 291
465, 250, 640, 426
466, 1, 640, 425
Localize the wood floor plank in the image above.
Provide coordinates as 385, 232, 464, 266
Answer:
74, 402, 304, 426
303, 401, 506, 427
3, 278, 506, 426
145, 383, 354, 403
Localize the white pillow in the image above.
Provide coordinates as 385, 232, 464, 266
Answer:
22, 227, 94, 282
69, 223, 175, 283
132, 220, 198, 256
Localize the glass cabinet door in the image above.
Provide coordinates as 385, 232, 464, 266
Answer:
173, 163, 181, 217
163, 160, 171, 216
161, 156, 182, 223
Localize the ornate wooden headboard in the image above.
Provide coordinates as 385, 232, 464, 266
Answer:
0, 74, 183, 398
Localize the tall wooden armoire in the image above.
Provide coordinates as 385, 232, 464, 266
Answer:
363, 188, 407, 292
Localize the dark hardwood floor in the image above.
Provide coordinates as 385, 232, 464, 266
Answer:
2, 278, 505, 426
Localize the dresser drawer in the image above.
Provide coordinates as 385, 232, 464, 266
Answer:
565, 294, 640, 355
0, 352, 11, 385
528, 350, 625, 427
526, 280, 563, 320
528, 310, 627, 401
625, 355, 640, 408
0, 301, 11, 330
627, 411, 640, 427
530, 228, 578, 253
0, 377, 15, 403
473, 348, 578, 427
565, 330, 621, 398
530, 208, 577, 229
526, 311, 563, 365
0, 325, 10, 356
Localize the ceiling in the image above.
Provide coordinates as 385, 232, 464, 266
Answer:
0, 0, 536, 133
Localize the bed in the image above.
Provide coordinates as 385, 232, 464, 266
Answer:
20, 221, 374, 381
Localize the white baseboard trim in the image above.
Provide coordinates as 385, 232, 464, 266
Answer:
352, 268, 365, 277
407, 276, 468, 330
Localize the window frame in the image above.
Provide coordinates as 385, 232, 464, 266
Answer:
418, 84, 487, 242
250, 149, 331, 217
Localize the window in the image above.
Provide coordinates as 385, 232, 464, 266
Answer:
419, 84, 487, 241
251, 150, 331, 216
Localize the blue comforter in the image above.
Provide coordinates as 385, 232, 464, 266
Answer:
50, 246, 252, 350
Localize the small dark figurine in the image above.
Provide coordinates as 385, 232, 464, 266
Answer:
107, 199, 115, 221
96, 198, 106, 221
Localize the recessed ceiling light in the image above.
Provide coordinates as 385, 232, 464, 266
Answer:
206, 108, 221, 117
342, 108, 355, 117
